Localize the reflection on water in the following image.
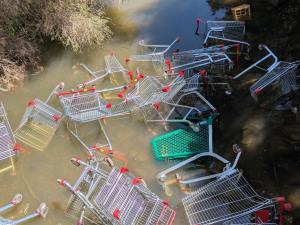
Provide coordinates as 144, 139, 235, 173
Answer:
0, 1, 226, 224
132, 0, 225, 49
242, 116, 266, 151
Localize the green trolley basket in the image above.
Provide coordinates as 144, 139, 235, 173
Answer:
151, 117, 213, 160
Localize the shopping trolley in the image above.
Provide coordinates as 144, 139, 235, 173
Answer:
65, 115, 115, 161
156, 118, 242, 187
57, 158, 176, 225
0, 102, 16, 173
129, 38, 180, 72
249, 61, 299, 108
14, 83, 64, 151
80, 54, 127, 86
182, 171, 274, 225
0, 193, 48, 225
130, 38, 179, 62
143, 90, 218, 132
58, 75, 186, 123
59, 76, 188, 158
203, 21, 250, 48
225, 196, 292, 225
170, 51, 233, 75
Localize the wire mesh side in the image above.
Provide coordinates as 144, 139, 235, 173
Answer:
171, 53, 232, 75
127, 76, 186, 107
15, 99, 62, 151
105, 55, 127, 74
0, 103, 16, 161
65, 163, 111, 224
206, 21, 245, 41
60, 93, 110, 122
182, 171, 273, 225
250, 61, 298, 106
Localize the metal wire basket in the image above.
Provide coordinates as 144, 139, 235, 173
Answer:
0, 102, 16, 163
0, 193, 48, 225
151, 126, 209, 160
182, 171, 273, 225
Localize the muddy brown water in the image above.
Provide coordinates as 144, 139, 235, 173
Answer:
0, 0, 300, 224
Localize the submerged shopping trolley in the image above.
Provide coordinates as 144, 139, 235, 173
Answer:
80, 54, 128, 87
0, 102, 17, 173
156, 117, 242, 188
170, 51, 233, 75
58, 77, 184, 160
56, 86, 114, 160
223, 196, 292, 225
250, 61, 299, 108
129, 38, 179, 72
14, 83, 64, 151
0, 193, 48, 225
143, 90, 218, 132
151, 125, 210, 161
234, 45, 300, 108
57, 158, 176, 225
182, 171, 274, 225
204, 21, 250, 48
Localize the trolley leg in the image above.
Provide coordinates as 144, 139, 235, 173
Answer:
0, 193, 22, 213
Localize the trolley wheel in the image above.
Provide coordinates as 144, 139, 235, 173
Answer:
36, 203, 48, 218
11, 193, 23, 205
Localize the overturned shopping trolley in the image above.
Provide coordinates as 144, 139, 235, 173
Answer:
156, 118, 241, 188
204, 21, 250, 48
14, 83, 64, 151
182, 171, 274, 225
151, 124, 210, 161
57, 86, 114, 160
234, 45, 300, 108
130, 41, 235, 75
169, 51, 233, 75
129, 38, 179, 72
0, 193, 48, 225
233, 44, 279, 80
80, 54, 127, 86
0, 102, 17, 173
60, 75, 217, 132
223, 196, 292, 225
57, 158, 176, 225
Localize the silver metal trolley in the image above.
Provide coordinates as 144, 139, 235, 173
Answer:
57, 157, 176, 225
